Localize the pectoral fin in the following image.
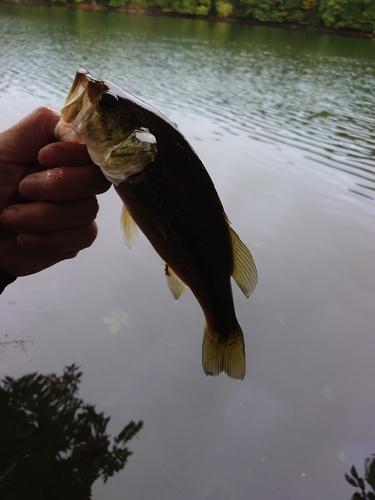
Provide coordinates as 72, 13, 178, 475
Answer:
109, 128, 157, 167
99, 128, 157, 185
120, 205, 139, 249
229, 225, 258, 298
162, 261, 188, 301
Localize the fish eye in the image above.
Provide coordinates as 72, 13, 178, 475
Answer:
98, 91, 118, 109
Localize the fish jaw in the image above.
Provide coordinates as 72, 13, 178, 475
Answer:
54, 69, 92, 144
55, 69, 157, 185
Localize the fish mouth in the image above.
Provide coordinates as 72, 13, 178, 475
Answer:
61, 69, 90, 121
55, 69, 107, 143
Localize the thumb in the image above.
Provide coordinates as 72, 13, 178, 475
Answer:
0, 107, 60, 165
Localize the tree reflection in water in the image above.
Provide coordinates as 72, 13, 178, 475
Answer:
0, 364, 143, 500
345, 459, 375, 499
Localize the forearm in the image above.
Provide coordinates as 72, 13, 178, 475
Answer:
0, 269, 16, 294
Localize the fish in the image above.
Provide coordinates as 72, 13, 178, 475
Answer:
55, 69, 258, 380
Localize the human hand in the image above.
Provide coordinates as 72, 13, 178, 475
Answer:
0, 107, 111, 277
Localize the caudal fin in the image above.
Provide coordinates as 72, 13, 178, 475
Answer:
202, 325, 246, 380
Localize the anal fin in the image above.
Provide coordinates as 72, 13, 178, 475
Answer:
162, 261, 188, 301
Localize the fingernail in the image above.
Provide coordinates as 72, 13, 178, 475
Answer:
0, 207, 22, 230
19, 174, 41, 200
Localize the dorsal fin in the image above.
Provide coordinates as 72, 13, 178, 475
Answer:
120, 205, 139, 249
162, 261, 188, 301
229, 225, 258, 298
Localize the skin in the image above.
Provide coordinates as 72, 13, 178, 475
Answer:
0, 106, 111, 277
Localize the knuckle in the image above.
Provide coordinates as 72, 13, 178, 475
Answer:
33, 106, 59, 119
86, 197, 99, 219
84, 222, 98, 247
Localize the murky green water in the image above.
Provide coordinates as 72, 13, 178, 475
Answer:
1, 3, 375, 499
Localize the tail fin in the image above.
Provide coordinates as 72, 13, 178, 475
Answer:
202, 325, 246, 380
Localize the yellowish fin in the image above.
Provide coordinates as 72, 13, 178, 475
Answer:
229, 225, 258, 298
202, 325, 246, 380
162, 261, 188, 301
120, 205, 139, 249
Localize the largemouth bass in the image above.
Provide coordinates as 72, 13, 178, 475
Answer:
55, 69, 257, 380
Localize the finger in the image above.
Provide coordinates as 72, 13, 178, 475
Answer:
38, 142, 92, 168
0, 232, 81, 277
0, 107, 60, 164
0, 197, 99, 233
19, 165, 111, 202
1, 246, 79, 277
17, 222, 98, 253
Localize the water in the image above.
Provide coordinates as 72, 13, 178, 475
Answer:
1, 4, 375, 499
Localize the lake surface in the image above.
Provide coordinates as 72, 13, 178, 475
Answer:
1, 4, 375, 499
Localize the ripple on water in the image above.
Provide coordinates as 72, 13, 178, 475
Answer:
0, 6, 374, 199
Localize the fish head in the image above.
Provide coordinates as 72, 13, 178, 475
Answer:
55, 69, 158, 185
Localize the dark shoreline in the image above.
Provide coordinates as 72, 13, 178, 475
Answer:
3, 0, 375, 39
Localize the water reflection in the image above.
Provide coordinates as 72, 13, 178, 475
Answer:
1, 5, 375, 200
346, 461, 375, 499
1, 6, 375, 499
0, 364, 143, 500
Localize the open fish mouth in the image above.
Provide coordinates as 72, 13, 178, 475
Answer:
55, 69, 108, 143
61, 69, 89, 121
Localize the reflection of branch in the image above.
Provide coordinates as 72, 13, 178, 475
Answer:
345, 463, 375, 499
365, 455, 375, 492
0, 339, 34, 355
0, 364, 143, 500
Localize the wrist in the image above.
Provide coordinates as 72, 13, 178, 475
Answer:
0, 269, 17, 294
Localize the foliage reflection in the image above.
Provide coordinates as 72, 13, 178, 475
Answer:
0, 364, 143, 500
346, 459, 375, 499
